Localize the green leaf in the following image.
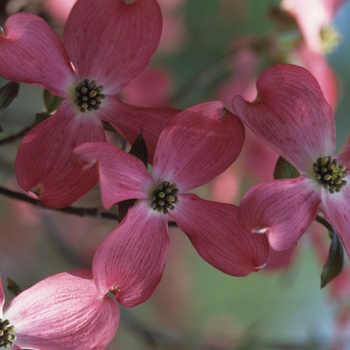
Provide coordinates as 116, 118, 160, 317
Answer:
128, 129, 148, 168
118, 130, 148, 223
273, 156, 299, 179
7, 277, 22, 296
118, 198, 137, 224
35, 111, 51, 125
43, 89, 63, 113
0, 82, 19, 111
320, 230, 344, 289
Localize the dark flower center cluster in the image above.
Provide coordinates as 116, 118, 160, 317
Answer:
151, 181, 179, 214
0, 319, 16, 348
313, 156, 347, 194
74, 79, 105, 112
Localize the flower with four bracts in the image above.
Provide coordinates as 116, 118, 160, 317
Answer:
72, 101, 269, 305
231, 64, 350, 257
0, 0, 178, 208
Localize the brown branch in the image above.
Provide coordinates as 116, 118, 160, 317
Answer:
0, 126, 32, 146
0, 185, 119, 220
0, 185, 177, 226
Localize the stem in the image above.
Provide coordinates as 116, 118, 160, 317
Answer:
0, 185, 177, 226
0, 185, 119, 220
0, 126, 32, 146
315, 214, 336, 236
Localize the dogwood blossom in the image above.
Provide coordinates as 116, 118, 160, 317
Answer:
72, 101, 269, 304
0, 270, 119, 349
280, 0, 344, 110
0, 0, 178, 208
231, 64, 350, 257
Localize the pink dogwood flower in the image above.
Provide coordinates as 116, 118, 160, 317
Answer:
0, 270, 119, 349
0, 0, 178, 208
280, 0, 344, 110
72, 102, 269, 304
232, 64, 350, 257
281, 0, 344, 53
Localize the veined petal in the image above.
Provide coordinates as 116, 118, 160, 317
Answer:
0, 13, 75, 97
97, 95, 180, 164
64, 0, 162, 93
172, 194, 269, 275
153, 101, 244, 192
232, 64, 336, 174
4, 270, 119, 350
15, 101, 105, 208
297, 45, 338, 111
321, 178, 350, 259
72, 142, 153, 209
239, 177, 321, 250
93, 202, 169, 307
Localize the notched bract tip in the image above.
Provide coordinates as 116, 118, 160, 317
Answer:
31, 183, 44, 198
81, 158, 97, 171
0, 27, 6, 38
220, 107, 229, 118
254, 263, 266, 271
251, 227, 269, 234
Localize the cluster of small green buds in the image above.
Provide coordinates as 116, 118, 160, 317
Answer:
74, 79, 105, 112
0, 319, 16, 348
313, 156, 347, 194
151, 181, 179, 214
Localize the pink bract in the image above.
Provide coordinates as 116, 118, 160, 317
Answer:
0, 0, 178, 208
72, 101, 269, 304
232, 64, 350, 258
0, 270, 119, 350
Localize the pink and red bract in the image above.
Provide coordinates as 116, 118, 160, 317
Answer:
232, 64, 350, 258
0, 270, 119, 350
72, 101, 269, 303
0, 0, 178, 208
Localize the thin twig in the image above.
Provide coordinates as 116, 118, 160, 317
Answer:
315, 214, 336, 235
0, 185, 119, 220
0, 185, 178, 226
0, 126, 32, 146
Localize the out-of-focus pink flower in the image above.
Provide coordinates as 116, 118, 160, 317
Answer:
0, 270, 119, 349
219, 49, 280, 184
281, 0, 343, 53
294, 45, 338, 111
73, 101, 269, 306
157, 0, 186, 53
212, 48, 279, 204
44, 0, 76, 24
281, 0, 344, 110
0, 0, 178, 208
217, 48, 259, 106
232, 64, 350, 258
121, 67, 173, 107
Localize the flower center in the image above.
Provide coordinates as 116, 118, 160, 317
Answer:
151, 181, 179, 214
0, 319, 16, 348
313, 156, 347, 194
74, 79, 105, 113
